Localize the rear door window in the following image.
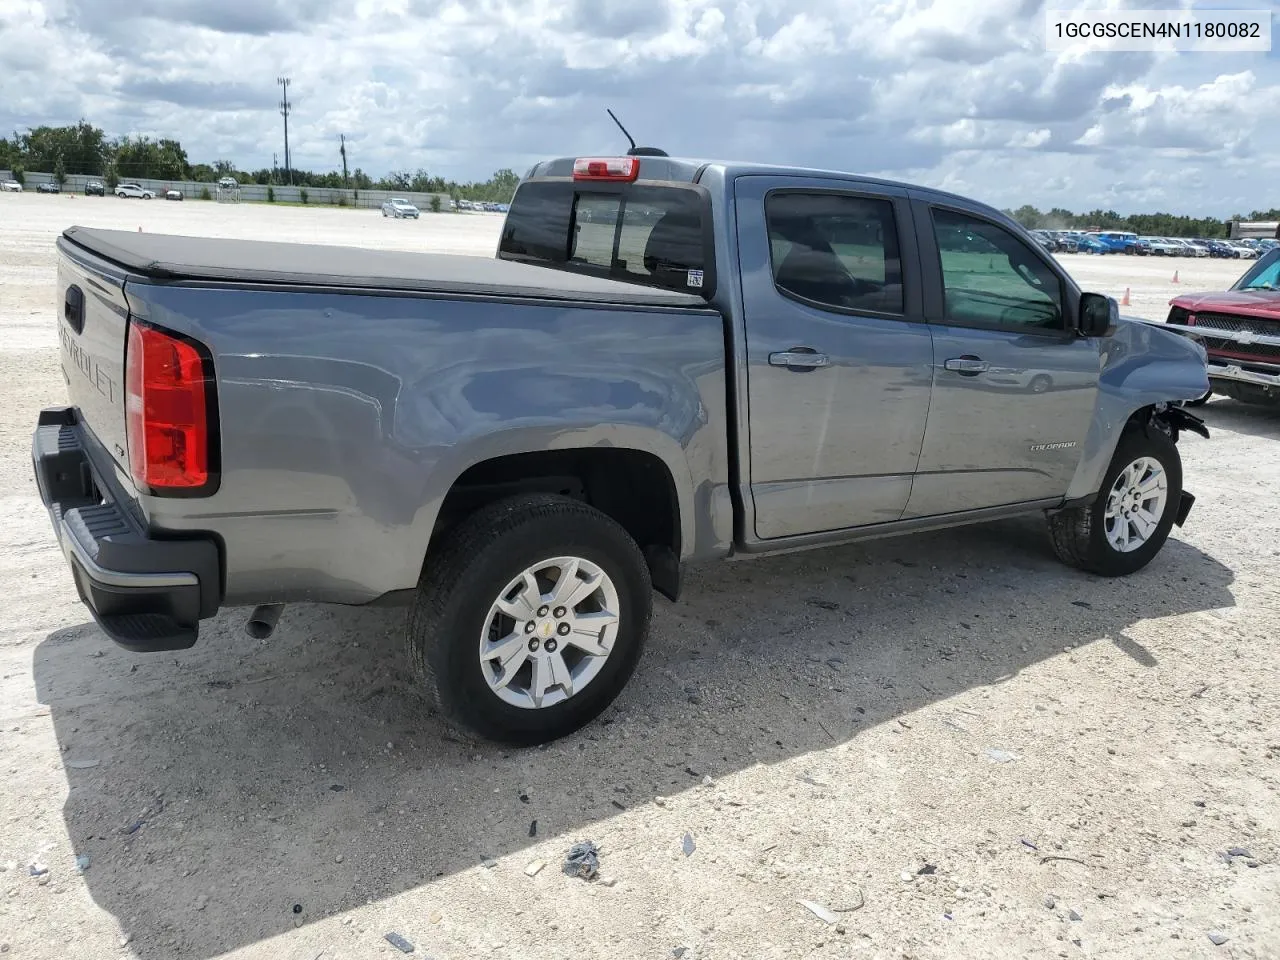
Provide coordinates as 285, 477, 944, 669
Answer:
764, 192, 905, 315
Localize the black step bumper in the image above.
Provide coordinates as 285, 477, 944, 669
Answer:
32, 406, 222, 652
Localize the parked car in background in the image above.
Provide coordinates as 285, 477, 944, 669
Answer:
1029, 229, 1059, 253
1164, 247, 1280, 407
165, 190, 184, 201
1227, 241, 1260, 259
1076, 235, 1109, 254
85, 180, 105, 196
35, 182, 60, 193
1201, 240, 1236, 258
1052, 231, 1080, 253
1, 180, 22, 192
1091, 231, 1140, 254
381, 197, 420, 219
35, 151, 1210, 744
1182, 240, 1211, 258
1143, 237, 1184, 257
115, 183, 156, 199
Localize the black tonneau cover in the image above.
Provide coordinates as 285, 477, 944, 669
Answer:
59, 226, 709, 309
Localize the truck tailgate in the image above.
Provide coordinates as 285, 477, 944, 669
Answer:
56, 237, 131, 478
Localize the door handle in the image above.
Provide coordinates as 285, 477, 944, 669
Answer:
944, 356, 989, 375
769, 349, 830, 370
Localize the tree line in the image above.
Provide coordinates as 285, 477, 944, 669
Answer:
0, 120, 520, 202
1002, 204, 1280, 239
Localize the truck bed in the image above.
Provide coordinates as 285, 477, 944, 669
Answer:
59, 226, 710, 309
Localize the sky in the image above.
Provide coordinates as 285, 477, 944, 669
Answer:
0, 0, 1277, 215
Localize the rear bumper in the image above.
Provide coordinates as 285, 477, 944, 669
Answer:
32, 406, 222, 652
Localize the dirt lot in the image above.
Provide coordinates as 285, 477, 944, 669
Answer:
1, 193, 1277, 960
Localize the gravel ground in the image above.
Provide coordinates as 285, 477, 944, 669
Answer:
1, 193, 1277, 960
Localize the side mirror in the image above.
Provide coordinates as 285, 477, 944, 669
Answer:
1078, 292, 1118, 337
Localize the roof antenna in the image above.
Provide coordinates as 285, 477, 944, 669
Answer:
606, 107, 668, 158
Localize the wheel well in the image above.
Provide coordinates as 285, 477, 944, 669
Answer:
431, 449, 683, 601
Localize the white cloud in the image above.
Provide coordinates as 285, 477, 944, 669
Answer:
1009, 129, 1052, 149
0, 0, 1276, 214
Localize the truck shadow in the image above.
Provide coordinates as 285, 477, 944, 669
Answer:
33, 518, 1234, 959
1198, 398, 1280, 440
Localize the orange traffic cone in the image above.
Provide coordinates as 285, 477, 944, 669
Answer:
1121, 287, 1130, 306
1171, 270, 1179, 283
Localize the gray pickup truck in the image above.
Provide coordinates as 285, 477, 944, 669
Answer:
33, 153, 1210, 743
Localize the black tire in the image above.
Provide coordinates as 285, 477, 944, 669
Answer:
406, 494, 652, 745
1048, 422, 1183, 577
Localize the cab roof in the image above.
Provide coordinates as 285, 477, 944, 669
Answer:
526, 154, 1007, 221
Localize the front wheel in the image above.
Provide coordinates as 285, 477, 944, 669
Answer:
1048, 423, 1183, 576
406, 494, 652, 745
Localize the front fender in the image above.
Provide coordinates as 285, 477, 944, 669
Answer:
1064, 317, 1209, 501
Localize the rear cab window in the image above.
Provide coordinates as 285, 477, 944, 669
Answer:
498, 179, 716, 297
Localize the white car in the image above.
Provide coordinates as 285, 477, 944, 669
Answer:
381, 198, 420, 219
1141, 237, 1182, 256
115, 183, 156, 199
1227, 242, 1260, 259
1, 180, 21, 192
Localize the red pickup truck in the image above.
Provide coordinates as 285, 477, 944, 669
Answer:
1165, 247, 1280, 407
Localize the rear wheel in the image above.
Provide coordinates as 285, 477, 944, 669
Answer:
1048, 423, 1182, 577
406, 494, 652, 744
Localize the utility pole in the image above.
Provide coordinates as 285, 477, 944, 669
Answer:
272, 152, 278, 184
277, 76, 292, 186
340, 134, 349, 188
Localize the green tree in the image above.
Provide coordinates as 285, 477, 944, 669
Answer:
430, 195, 441, 213
1010, 205, 1043, 229
17, 121, 108, 175
0, 133, 18, 170
53, 152, 66, 186
10, 164, 24, 185
113, 135, 189, 180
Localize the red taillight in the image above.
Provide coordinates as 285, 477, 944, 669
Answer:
572, 156, 640, 182
125, 323, 212, 491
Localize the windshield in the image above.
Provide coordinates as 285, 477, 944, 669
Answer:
1231, 248, 1280, 291
1240, 253, 1280, 290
